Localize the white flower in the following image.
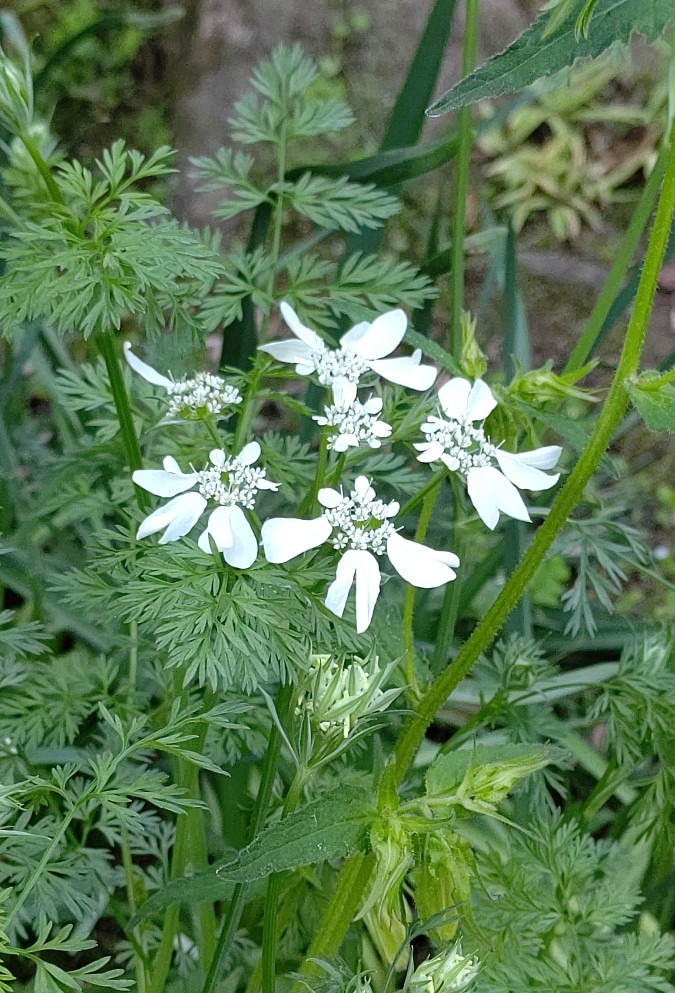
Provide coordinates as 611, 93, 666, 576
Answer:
258, 302, 438, 392
124, 342, 242, 418
314, 379, 392, 452
261, 475, 459, 633
415, 377, 562, 530
132, 442, 278, 568
406, 943, 479, 993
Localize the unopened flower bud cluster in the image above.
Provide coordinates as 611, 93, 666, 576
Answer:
167, 373, 242, 419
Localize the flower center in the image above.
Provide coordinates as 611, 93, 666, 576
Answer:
316, 397, 388, 450
421, 415, 496, 473
197, 456, 268, 509
311, 344, 370, 386
322, 486, 397, 554
167, 373, 242, 418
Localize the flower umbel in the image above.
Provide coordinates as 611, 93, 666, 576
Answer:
296, 652, 401, 738
415, 377, 562, 529
133, 442, 278, 568
259, 302, 438, 391
314, 380, 392, 452
124, 342, 242, 419
406, 943, 479, 993
261, 476, 459, 633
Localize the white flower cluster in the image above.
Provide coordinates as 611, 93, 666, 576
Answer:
124, 343, 242, 419
128, 303, 563, 633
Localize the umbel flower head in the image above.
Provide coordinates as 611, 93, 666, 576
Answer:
261, 475, 459, 633
124, 343, 242, 419
296, 652, 401, 738
259, 302, 438, 391
406, 943, 479, 993
133, 442, 278, 568
314, 380, 392, 452
415, 377, 562, 530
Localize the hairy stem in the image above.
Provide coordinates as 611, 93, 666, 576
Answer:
403, 476, 441, 689
201, 683, 294, 993
449, 0, 479, 357
98, 331, 148, 511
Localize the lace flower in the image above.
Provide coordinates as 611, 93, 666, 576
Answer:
133, 442, 278, 568
124, 342, 242, 419
259, 302, 437, 391
414, 377, 562, 530
314, 380, 392, 452
261, 476, 458, 633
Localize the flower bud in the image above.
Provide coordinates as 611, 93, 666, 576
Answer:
459, 313, 487, 381
0, 47, 33, 134
411, 831, 473, 943
406, 943, 479, 993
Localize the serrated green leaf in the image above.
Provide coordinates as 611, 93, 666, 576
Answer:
427, 0, 674, 115
217, 785, 375, 882
627, 379, 675, 433
426, 743, 554, 805
130, 868, 239, 925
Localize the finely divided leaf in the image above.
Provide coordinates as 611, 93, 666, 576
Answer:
217, 785, 375, 882
427, 0, 674, 115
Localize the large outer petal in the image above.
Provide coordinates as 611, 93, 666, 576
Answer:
325, 549, 381, 633
199, 505, 258, 568
123, 342, 173, 389
258, 339, 316, 373
261, 516, 332, 563
342, 310, 407, 360
369, 351, 437, 390
437, 378, 471, 420
238, 441, 262, 466
466, 379, 497, 422
494, 446, 562, 490
133, 465, 198, 497
386, 532, 459, 588
467, 465, 529, 529
137, 492, 207, 542
279, 301, 324, 350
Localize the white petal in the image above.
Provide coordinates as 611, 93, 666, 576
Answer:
386, 532, 459, 588
261, 516, 332, 563
238, 441, 261, 466
332, 378, 358, 408
504, 445, 562, 470
338, 320, 370, 348
494, 449, 560, 491
415, 441, 444, 463
369, 353, 437, 390
137, 492, 206, 542
372, 420, 392, 439
437, 378, 472, 420
364, 396, 383, 415
343, 310, 407, 360
123, 342, 173, 389
258, 339, 316, 368
325, 549, 381, 633
466, 379, 497, 422
354, 476, 375, 502
133, 467, 198, 497
209, 449, 226, 467
333, 434, 356, 451
279, 301, 324, 350
199, 505, 258, 568
467, 465, 530, 530
317, 487, 343, 509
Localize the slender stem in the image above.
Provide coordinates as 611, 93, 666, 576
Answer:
329, 452, 347, 486
564, 140, 669, 373
201, 683, 294, 993
399, 469, 444, 519
260, 120, 288, 344
98, 331, 149, 512
7, 809, 75, 925
432, 529, 465, 671
392, 124, 675, 785
449, 0, 479, 357
300, 431, 329, 516
121, 825, 148, 993
261, 766, 306, 993
403, 477, 441, 689
18, 131, 64, 205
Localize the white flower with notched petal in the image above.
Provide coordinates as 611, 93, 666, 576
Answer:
261, 475, 459, 633
414, 377, 562, 530
124, 342, 242, 419
259, 302, 438, 391
132, 442, 278, 568
314, 380, 392, 452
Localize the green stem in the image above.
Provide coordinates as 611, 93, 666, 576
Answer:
261, 766, 306, 993
399, 469, 444, 519
18, 131, 64, 205
392, 123, 675, 785
564, 139, 669, 373
121, 825, 148, 993
432, 529, 465, 671
98, 331, 149, 511
7, 808, 75, 926
260, 121, 288, 344
449, 0, 479, 358
403, 477, 441, 689
301, 431, 329, 516
201, 684, 294, 993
